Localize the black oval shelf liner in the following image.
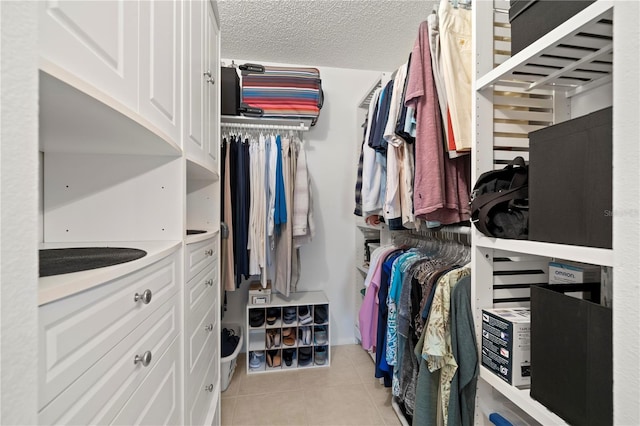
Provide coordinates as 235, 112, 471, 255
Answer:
39, 247, 147, 277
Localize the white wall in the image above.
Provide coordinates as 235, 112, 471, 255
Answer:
0, 1, 39, 424
221, 59, 381, 346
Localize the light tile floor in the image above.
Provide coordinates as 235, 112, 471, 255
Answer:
222, 344, 404, 426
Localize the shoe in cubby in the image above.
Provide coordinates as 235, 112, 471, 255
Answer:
266, 307, 281, 327
249, 351, 265, 371
298, 326, 312, 346
313, 304, 328, 324
266, 349, 282, 369
298, 305, 312, 325
298, 346, 313, 367
282, 306, 297, 325
282, 327, 296, 347
266, 329, 281, 349
249, 308, 266, 328
314, 346, 328, 365
282, 348, 297, 369
314, 325, 328, 345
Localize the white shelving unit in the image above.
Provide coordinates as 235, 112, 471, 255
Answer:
245, 291, 330, 373
472, 1, 640, 424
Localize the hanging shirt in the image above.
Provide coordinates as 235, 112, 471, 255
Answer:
274, 135, 287, 232
439, 0, 472, 152
358, 245, 398, 351
361, 88, 385, 216
383, 66, 410, 230
423, 264, 471, 426
405, 21, 471, 225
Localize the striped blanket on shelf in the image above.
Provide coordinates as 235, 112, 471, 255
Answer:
241, 66, 323, 124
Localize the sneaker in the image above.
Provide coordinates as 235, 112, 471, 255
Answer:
314, 305, 328, 324
299, 326, 311, 345
315, 346, 327, 365
298, 305, 312, 325
249, 351, 265, 369
249, 309, 265, 327
298, 347, 312, 366
314, 326, 327, 345
283, 307, 297, 324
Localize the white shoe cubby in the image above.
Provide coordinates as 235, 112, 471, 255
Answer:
246, 291, 329, 373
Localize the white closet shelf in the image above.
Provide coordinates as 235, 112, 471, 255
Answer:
185, 230, 220, 244
220, 115, 312, 130
186, 158, 220, 181
38, 240, 182, 306
474, 234, 613, 266
356, 265, 369, 274
39, 61, 181, 157
476, 1, 613, 93
480, 367, 569, 426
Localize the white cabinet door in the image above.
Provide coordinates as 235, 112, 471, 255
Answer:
111, 338, 181, 426
139, 0, 182, 143
39, 0, 138, 110
183, 0, 207, 166
205, 3, 220, 173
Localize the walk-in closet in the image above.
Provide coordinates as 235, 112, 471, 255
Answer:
1, 1, 639, 426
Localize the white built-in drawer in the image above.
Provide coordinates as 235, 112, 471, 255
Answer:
39, 295, 180, 425
185, 236, 217, 282
111, 337, 181, 426
187, 336, 219, 426
38, 252, 179, 410
185, 261, 218, 324
185, 266, 218, 398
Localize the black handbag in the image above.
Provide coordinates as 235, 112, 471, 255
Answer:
471, 156, 529, 239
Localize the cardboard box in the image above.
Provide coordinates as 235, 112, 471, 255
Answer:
249, 281, 271, 305
549, 260, 600, 284
481, 308, 531, 387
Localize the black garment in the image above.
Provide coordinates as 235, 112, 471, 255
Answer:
375, 251, 403, 387
370, 80, 394, 153
231, 137, 251, 286
396, 53, 415, 144
221, 138, 227, 220
354, 119, 367, 217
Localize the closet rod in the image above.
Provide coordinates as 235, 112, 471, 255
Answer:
221, 115, 312, 131
412, 225, 472, 235
221, 122, 309, 131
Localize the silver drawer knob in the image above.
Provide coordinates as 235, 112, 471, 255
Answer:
134, 351, 152, 367
205, 278, 214, 287
134, 289, 153, 304
204, 323, 214, 332
204, 249, 213, 256
204, 384, 214, 392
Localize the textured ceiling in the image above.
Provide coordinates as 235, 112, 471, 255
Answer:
217, 0, 437, 71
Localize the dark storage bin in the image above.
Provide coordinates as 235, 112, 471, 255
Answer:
221, 67, 240, 116
530, 284, 612, 426
528, 107, 612, 248
509, 0, 595, 55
